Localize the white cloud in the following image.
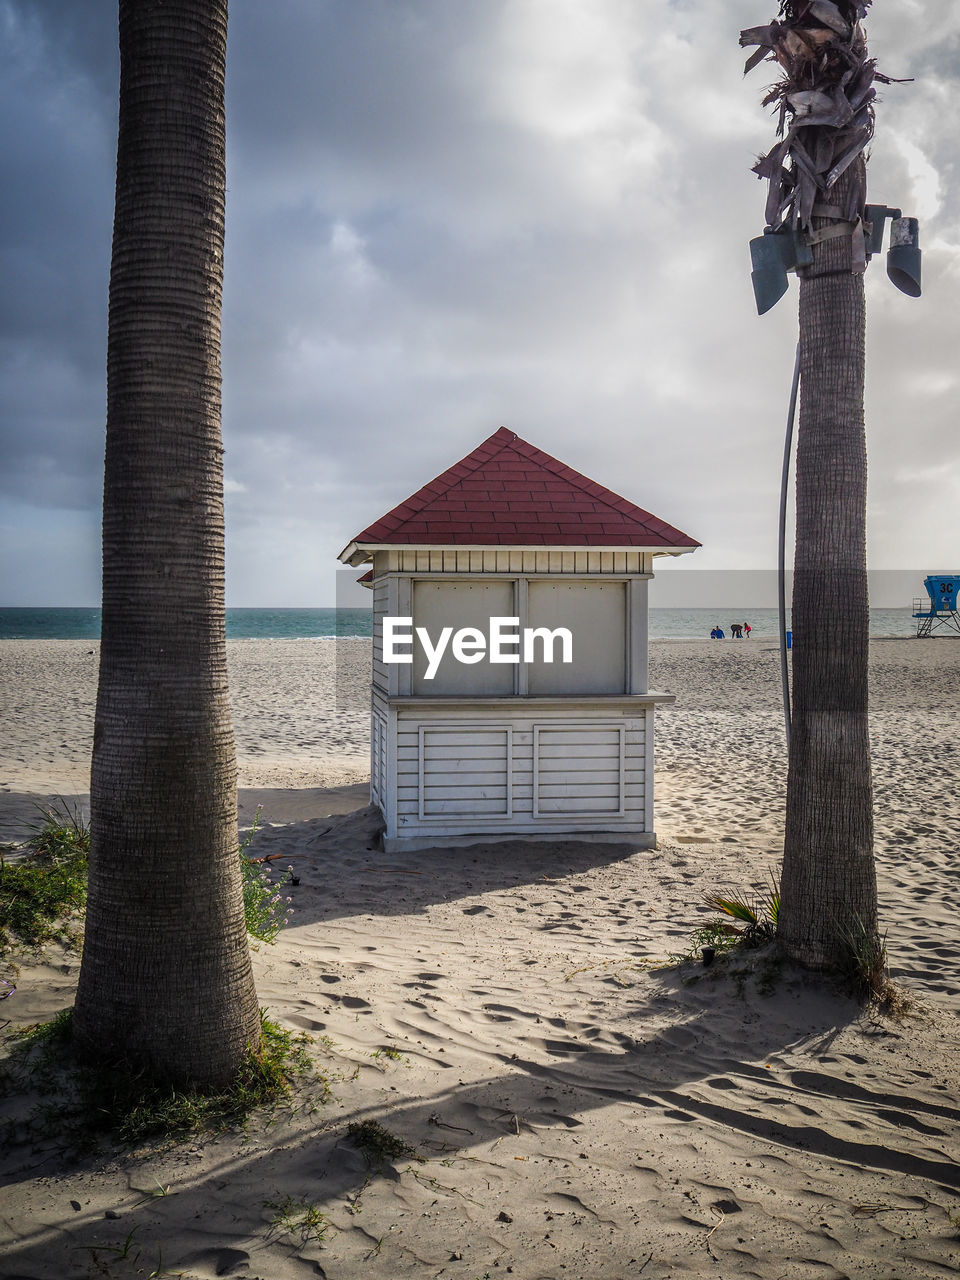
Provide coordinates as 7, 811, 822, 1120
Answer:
892, 134, 943, 220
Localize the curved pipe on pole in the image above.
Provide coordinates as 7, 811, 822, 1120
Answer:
779, 344, 801, 747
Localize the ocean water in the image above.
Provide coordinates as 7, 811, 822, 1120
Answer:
0, 605, 921, 641
0, 607, 374, 640
649, 607, 918, 640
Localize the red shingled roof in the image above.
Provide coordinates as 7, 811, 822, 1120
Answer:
344, 428, 699, 552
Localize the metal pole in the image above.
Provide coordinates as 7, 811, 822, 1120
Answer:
779, 343, 800, 747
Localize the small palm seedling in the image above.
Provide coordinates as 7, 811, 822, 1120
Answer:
704, 873, 780, 949
673, 872, 782, 973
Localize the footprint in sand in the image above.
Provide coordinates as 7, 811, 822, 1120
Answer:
182, 1248, 250, 1275
543, 1038, 592, 1056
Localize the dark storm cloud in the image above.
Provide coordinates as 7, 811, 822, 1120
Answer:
0, 0, 116, 517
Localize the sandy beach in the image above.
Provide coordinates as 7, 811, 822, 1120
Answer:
1, 636, 959, 1278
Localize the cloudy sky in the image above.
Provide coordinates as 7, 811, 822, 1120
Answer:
1, 0, 958, 606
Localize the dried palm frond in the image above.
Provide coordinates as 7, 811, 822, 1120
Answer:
741, 0, 910, 233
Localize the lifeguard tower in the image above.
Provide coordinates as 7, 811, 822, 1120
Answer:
339, 428, 699, 851
913, 574, 960, 637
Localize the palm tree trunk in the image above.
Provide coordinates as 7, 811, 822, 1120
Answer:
777, 160, 878, 969
73, 0, 260, 1087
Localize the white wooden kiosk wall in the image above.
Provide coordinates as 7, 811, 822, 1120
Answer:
367, 548, 672, 851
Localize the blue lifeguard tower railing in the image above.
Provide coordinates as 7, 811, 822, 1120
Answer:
913, 574, 960, 637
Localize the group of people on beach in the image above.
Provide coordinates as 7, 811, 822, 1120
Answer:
710, 622, 751, 639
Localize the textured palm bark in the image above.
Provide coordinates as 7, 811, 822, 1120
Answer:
778, 160, 878, 969
73, 0, 260, 1086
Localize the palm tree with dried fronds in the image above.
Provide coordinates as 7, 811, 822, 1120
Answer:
740, 1, 903, 972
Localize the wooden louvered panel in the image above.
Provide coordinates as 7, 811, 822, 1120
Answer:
534, 725, 625, 816
418, 725, 511, 819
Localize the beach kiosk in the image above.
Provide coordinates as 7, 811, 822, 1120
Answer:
339, 428, 699, 851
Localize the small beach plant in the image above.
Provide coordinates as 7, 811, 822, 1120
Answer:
703, 872, 780, 948
265, 1194, 333, 1246
679, 919, 742, 965
836, 913, 894, 1004
2, 800, 294, 952
346, 1118, 419, 1166
0, 801, 89, 952
674, 872, 782, 971
28, 798, 90, 859
1, 1007, 322, 1152
239, 807, 294, 944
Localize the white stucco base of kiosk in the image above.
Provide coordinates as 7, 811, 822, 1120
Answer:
370, 692, 673, 852
381, 829, 657, 853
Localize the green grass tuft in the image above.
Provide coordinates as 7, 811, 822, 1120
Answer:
265, 1193, 334, 1246
346, 1118, 419, 1165
835, 913, 905, 1010
0, 801, 89, 952
1, 801, 293, 954
1, 1007, 326, 1153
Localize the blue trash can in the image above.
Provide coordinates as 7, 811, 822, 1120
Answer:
786, 630, 792, 649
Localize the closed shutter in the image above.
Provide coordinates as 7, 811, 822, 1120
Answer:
370, 710, 387, 808
534, 724, 624, 816
419, 725, 512, 818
